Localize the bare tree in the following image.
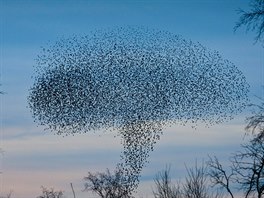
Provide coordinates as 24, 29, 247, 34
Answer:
208, 138, 264, 198
182, 162, 222, 198
84, 168, 132, 198
245, 97, 264, 141
207, 156, 235, 198
36, 186, 64, 198
232, 138, 264, 198
153, 166, 182, 198
153, 163, 222, 198
234, 0, 264, 43
70, 183, 76, 198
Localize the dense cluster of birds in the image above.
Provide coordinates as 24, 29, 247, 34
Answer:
28, 27, 249, 193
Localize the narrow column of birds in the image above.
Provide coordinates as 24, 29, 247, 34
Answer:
117, 121, 163, 193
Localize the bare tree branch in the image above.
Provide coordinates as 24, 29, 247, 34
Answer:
84, 168, 133, 198
153, 163, 223, 198
207, 156, 234, 198
70, 183, 76, 198
36, 186, 63, 198
183, 162, 210, 198
234, 0, 264, 43
153, 166, 182, 198
245, 98, 264, 141
231, 139, 264, 198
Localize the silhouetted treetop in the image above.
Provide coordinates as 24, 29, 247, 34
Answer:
235, 0, 264, 43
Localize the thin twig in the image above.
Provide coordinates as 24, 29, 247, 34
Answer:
70, 183, 76, 198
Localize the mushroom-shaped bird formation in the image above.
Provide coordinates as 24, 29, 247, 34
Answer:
29, 27, 249, 194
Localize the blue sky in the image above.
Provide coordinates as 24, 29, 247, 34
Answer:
1, 1, 264, 197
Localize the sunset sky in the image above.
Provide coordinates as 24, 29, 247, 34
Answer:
1, 1, 264, 197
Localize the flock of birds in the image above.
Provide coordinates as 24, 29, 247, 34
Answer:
28, 27, 249, 193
